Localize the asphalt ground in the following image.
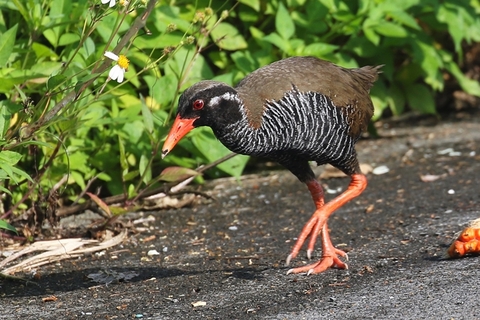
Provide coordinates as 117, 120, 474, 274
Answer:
1, 110, 480, 319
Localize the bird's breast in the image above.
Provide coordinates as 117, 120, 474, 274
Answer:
214, 90, 355, 163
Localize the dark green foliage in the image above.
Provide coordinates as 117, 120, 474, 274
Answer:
0, 0, 478, 223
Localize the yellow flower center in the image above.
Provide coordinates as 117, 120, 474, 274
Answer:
117, 55, 129, 69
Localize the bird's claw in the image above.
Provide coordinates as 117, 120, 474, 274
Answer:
285, 254, 293, 266
307, 249, 313, 260
286, 252, 348, 275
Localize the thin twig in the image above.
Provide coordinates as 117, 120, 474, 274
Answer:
49, 174, 68, 198
72, 176, 99, 205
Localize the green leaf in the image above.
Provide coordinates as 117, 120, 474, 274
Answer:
139, 153, 151, 184
58, 33, 80, 46
43, 29, 58, 48
0, 100, 21, 139
70, 171, 86, 190
145, 74, 177, 108
0, 185, 12, 196
11, 165, 34, 183
0, 24, 18, 68
387, 84, 406, 116
276, 2, 295, 40
32, 42, 59, 60
373, 21, 408, 37
210, 22, 247, 51
302, 43, 339, 58
231, 51, 257, 73
47, 74, 67, 91
96, 172, 112, 182
388, 10, 420, 30
344, 37, 377, 58
436, 4, 466, 52
238, 0, 260, 11
118, 136, 128, 171
0, 219, 17, 234
411, 38, 444, 90
82, 36, 95, 58
445, 60, 480, 97
0, 150, 22, 165
363, 19, 381, 45
31, 61, 63, 76
405, 83, 436, 114
140, 95, 154, 134
123, 170, 139, 182
370, 80, 388, 120
263, 32, 291, 53
0, 103, 9, 139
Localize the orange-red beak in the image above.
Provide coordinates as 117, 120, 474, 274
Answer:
161, 115, 197, 158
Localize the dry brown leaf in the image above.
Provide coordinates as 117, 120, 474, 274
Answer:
158, 166, 200, 183
86, 192, 111, 216
42, 296, 58, 302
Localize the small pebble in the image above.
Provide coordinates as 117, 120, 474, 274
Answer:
229, 226, 238, 231
147, 249, 160, 256
447, 189, 455, 195
372, 165, 389, 175
191, 301, 207, 307
437, 148, 454, 155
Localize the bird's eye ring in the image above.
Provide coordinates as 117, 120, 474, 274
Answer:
193, 99, 204, 110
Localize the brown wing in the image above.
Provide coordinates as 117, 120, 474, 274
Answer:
235, 56, 381, 137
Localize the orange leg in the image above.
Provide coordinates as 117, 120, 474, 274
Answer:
286, 174, 367, 275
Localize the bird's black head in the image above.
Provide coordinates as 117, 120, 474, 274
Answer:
176, 80, 243, 128
162, 80, 243, 158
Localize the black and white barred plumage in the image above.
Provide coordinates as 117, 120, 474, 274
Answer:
174, 57, 380, 183
215, 87, 356, 174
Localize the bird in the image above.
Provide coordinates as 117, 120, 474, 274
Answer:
161, 56, 382, 275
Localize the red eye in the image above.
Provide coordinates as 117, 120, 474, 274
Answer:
193, 99, 204, 110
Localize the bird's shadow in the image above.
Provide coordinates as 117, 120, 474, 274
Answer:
0, 265, 268, 298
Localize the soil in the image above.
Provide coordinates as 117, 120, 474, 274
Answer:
1, 110, 480, 319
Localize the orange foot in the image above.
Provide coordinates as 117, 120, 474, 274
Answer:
286, 222, 348, 275
285, 174, 366, 275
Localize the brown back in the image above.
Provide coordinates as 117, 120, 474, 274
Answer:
235, 57, 381, 137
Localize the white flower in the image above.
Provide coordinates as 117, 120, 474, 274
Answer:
104, 51, 129, 83
101, 0, 116, 7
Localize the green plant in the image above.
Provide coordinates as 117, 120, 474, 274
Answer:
0, 0, 478, 234
0, 1, 248, 229
223, 0, 480, 118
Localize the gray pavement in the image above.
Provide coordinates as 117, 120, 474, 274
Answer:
1, 111, 480, 319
